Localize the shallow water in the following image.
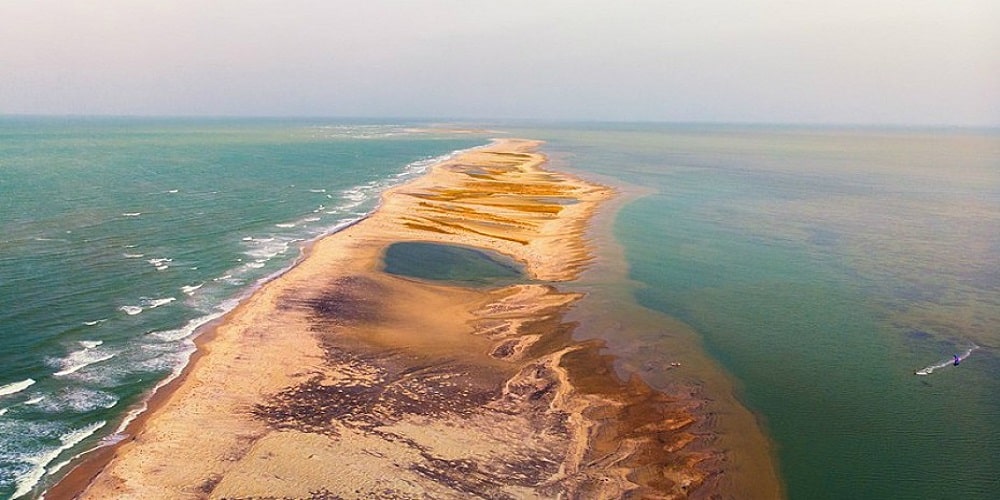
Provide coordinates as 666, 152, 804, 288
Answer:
382, 241, 525, 286
510, 124, 1000, 499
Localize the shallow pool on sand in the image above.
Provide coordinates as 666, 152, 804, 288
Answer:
382, 241, 526, 286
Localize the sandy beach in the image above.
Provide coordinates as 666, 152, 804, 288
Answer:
50, 139, 721, 499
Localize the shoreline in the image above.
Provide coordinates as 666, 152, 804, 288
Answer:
43, 146, 475, 498
50, 138, 737, 498
552, 158, 784, 499
44, 144, 476, 498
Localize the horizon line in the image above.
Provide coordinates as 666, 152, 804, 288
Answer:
2, 113, 998, 131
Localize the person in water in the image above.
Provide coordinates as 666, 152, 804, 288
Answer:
953, 354, 961, 366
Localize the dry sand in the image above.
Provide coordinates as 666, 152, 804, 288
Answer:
52, 139, 721, 499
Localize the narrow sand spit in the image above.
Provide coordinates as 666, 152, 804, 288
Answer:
56, 139, 719, 499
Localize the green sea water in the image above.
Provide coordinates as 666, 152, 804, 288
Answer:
511, 124, 1000, 499
2, 118, 997, 499
0, 117, 483, 499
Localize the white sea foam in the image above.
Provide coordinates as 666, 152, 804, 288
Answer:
308, 124, 412, 139
275, 223, 296, 228
321, 217, 363, 237
146, 297, 176, 309
243, 238, 290, 261
119, 305, 143, 316
112, 405, 146, 439
46, 458, 72, 476
148, 257, 172, 271
118, 296, 177, 317
36, 388, 118, 413
122, 253, 144, 258
181, 283, 204, 295
342, 187, 366, 202
243, 236, 276, 243
82, 320, 107, 327
309, 188, 326, 193
0, 379, 36, 398
23, 397, 44, 405
11, 421, 106, 499
53, 343, 116, 377
167, 189, 179, 193
133, 349, 194, 373
337, 200, 363, 211
147, 311, 226, 342
0, 407, 7, 416
122, 212, 141, 217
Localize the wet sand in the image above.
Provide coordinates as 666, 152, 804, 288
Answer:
52, 139, 738, 498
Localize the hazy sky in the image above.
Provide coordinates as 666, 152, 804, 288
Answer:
2, 0, 998, 125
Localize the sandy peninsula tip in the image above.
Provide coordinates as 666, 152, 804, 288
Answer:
52, 139, 720, 499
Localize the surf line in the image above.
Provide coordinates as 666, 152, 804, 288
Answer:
915, 344, 980, 375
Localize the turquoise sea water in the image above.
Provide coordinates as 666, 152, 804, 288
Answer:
2, 119, 998, 499
0, 117, 482, 498
517, 124, 1000, 499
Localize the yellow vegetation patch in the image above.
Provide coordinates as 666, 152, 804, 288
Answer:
402, 221, 454, 235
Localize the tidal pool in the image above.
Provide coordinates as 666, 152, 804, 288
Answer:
382, 241, 526, 287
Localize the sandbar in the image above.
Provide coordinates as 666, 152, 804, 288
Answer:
51, 139, 723, 499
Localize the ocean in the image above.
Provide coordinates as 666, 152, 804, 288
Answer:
0, 117, 483, 498
1, 119, 997, 499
